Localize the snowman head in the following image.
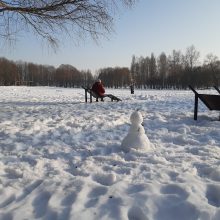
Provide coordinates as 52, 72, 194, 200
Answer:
130, 110, 143, 125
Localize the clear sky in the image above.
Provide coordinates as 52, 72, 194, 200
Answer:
1, 0, 220, 74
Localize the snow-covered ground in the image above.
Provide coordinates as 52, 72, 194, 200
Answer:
0, 86, 220, 220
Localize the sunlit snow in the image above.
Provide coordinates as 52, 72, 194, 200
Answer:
0, 86, 220, 220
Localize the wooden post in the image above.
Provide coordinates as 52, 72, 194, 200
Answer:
215, 86, 220, 120
90, 92, 92, 103
130, 84, 134, 94
189, 85, 199, 120
194, 94, 198, 120
85, 89, 87, 103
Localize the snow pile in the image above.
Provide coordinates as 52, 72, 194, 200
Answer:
0, 86, 220, 220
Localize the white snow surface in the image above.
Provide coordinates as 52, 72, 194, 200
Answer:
0, 86, 220, 220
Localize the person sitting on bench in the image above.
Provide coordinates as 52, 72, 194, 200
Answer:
91, 79, 106, 101
82, 80, 121, 102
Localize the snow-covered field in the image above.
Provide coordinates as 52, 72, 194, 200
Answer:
0, 86, 220, 220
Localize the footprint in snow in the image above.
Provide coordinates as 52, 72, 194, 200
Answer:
88, 186, 108, 198
16, 179, 43, 202
61, 191, 77, 206
92, 173, 117, 186
128, 206, 149, 220
85, 186, 108, 208
155, 184, 198, 220
32, 191, 51, 219
59, 191, 78, 220
206, 184, 220, 207
160, 184, 189, 200
127, 184, 147, 194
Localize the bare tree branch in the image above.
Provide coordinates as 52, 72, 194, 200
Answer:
0, 0, 137, 48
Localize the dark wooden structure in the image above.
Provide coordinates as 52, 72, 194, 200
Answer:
130, 83, 134, 94
189, 85, 220, 120
82, 86, 122, 103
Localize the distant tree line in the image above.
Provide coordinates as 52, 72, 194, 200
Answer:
1, 45, 220, 89
0, 57, 94, 87
130, 45, 220, 89
0, 57, 131, 88
97, 67, 130, 88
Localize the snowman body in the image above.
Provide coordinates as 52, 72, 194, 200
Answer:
121, 111, 150, 152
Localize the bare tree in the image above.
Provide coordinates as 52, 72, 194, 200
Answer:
204, 53, 220, 86
167, 50, 184, 88
0, 57, 18, 85
157, 52, 168, 88
0, 0, 136, 47
183, 45, 200, 70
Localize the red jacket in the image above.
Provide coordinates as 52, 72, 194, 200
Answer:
92, 82, 105, 96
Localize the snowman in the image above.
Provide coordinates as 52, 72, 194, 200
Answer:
121, 110, 151, 152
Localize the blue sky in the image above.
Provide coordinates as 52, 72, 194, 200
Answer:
1, 0, 220, 74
